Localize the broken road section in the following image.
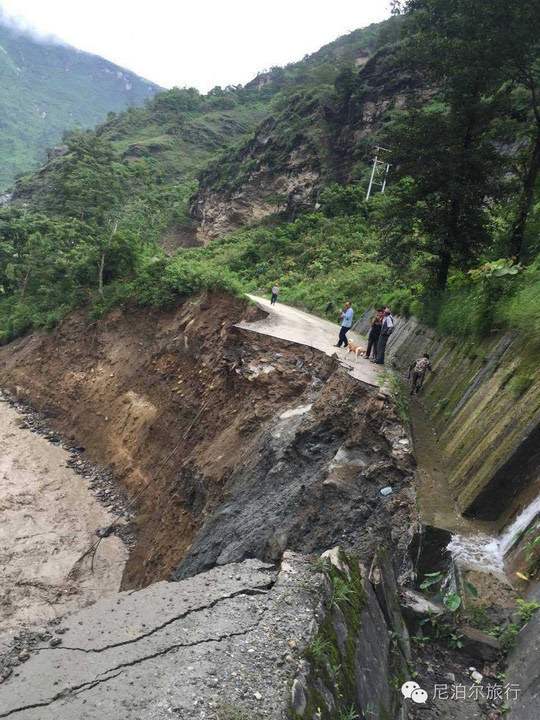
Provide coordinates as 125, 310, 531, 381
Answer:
0, 556, 318, 719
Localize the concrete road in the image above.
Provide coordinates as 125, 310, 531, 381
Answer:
236, 294, 384, 388
0, 555, 326, 719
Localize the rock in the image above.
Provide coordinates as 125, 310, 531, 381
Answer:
380, 486, 393, 496
457, 627, 502, 662
370, 550, 411, 663
314, 679, 335, 712
321, 547, 351, 578
399, 589, 447, 634
49, 637, 62, 647
410, 524, 452, 581
290, 679, 306, 715
354, 568, 407, 719
331, 605, 349, 653
504, 584, 540, 719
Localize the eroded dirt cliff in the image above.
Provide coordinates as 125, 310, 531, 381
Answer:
0, 293, 416, 593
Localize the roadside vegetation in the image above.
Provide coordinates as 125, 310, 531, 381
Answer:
0, 1, 538, 351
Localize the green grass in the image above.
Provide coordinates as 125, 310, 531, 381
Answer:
508, 374, 534, 398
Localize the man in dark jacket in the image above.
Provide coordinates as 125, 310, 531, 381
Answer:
365, 308, 383, 360
372, 308, 394, 364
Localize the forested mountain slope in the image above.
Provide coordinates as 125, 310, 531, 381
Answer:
10, 18, 392, 202
0, 16, 160, 189
0, 3, 538, 359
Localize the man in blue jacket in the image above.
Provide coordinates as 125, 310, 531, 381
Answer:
334, 301, 354, 348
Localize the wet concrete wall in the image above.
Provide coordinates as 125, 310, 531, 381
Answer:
357, 311, 540, 518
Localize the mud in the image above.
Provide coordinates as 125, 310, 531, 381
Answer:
0, 400, 127, 633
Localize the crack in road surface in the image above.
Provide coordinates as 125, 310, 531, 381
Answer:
41, 582, 274, 655
0, 625, 260, 718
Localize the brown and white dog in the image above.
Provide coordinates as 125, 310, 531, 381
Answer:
344, 341, 366, 361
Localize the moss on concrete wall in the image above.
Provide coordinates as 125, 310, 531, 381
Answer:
378, 315, 540, 516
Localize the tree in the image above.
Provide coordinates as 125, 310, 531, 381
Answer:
44, 130, 129, 224
380, 0, 539, 289
490, 0, 540, 259
382, 96, 502, 289
402, 0, 540, 264
0, 209, 56, 296
41, 131, 135, 298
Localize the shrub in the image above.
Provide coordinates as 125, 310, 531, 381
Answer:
508, 374, 534, 398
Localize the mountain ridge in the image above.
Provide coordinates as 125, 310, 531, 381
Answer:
0, 17, 161, 189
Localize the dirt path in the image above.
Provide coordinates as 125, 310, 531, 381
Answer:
237, 295, 384, 388
0, 401, 127, 632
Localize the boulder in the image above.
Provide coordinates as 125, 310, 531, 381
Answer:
457, 626, 502, 662
399, 588, 448, 634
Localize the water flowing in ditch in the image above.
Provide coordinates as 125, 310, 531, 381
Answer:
447, 494, 540, 577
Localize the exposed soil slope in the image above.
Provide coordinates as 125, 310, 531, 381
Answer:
0, 293, 416, 592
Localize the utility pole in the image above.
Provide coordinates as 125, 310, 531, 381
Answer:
366, 146, 390, 200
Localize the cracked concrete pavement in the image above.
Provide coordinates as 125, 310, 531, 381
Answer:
236, 295, 384, 389
0, 554, 326, 719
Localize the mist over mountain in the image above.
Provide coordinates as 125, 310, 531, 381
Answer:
0, 15, 161, 189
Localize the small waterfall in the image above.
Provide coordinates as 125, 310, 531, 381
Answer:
498, 494, 540, 556
447, 495, 540, 576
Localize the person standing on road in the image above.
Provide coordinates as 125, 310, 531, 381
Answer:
372, 308, 394, 364
409, 353, 433, 394
365, 307, 384, 360
334, 301, 354, 347
270, 282, 279, 305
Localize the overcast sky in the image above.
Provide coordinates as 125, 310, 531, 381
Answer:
1, 0, 391, 91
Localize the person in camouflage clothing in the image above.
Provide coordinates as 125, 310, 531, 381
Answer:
409, 353, 433, 395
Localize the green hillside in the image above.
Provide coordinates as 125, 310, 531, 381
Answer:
0, 17, 160, 189
11, 18, 392, 198
0, 3, 538, 354
9, 19, 397, 241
